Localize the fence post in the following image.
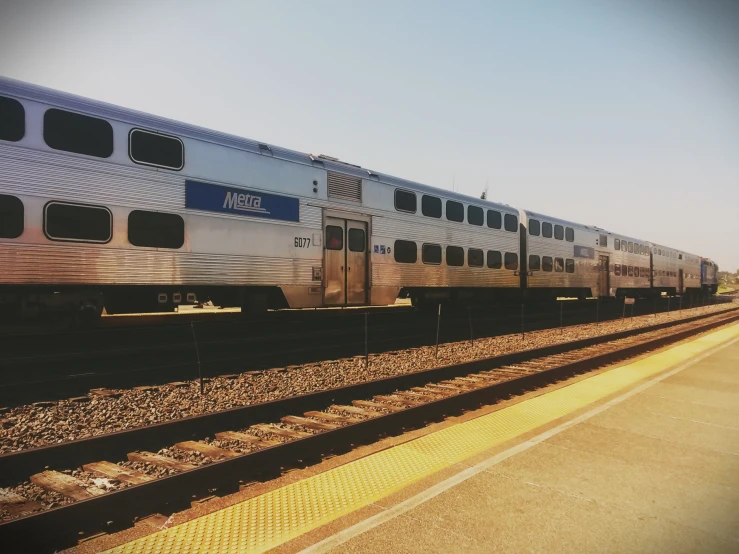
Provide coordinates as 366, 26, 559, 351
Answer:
667, 296, 671, 314
622, 297, 626, 321
521, 303, 525, 340
435, 303, 442, 360
560, 301, 563, 333
596, 297, 600, 324
468, 307, 474, 347
364, 312, 369, 368
191, 322, 204, 395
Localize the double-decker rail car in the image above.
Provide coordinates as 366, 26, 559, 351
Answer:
700, 258, 719, 295
0, 77, 720, 323
648, 243, 702, 297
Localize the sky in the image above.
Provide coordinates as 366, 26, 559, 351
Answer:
1, 0, 738, 270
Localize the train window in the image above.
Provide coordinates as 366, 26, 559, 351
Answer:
44, 201, 112, 243
628, 242, 633, 253
599, 234, 608, 247
542, 256, 553, 272
554, 225, 564, 240
565, 258, 575, 273
446, 245, 464, 266
529, 219, 540, 236
554, 257, 564, 272
487, 210, 502, 229
326, 226, 343, 250
504, 252, 518, 270
628, 266, 634, 276
44, 109, 113, 158
468, 248, 484, 267
421, 195, 441, 218
394, 240, 417, 263
678, 253, 682, 260
467, 205, 484, 226
542, 222, 553, 238
615, 264, 621, 276
622, 241, 627, 252
504, 213, 518, 233
446, 200, 464, 222
641, 267, 647, 277
422, 243, 442, 265
529, 254, 541, 271
394, 189, 417, 213
0, 96, 25, 142
565, 227, 574, 242
658, 249, 662, 256
615, 239, 620, 250
128, 210, 184, 249
129, 129, 184, 170
487, 250, 502, 269
348, 228, 366, 252
0, 194, 24, 238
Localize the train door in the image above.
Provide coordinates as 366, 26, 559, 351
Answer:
324, 216, 368, 306
598, 255, 610, 297
678, 269, 684, 294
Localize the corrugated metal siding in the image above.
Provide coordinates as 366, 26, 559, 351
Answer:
0, 243, 315, 286
371, 263, 518, 288
327, 172, 362, 203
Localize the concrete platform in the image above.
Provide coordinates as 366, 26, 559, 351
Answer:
303, 330, 739, 554
100, 323, 739, 554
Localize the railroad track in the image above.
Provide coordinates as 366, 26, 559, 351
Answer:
1, 307, 737, 552
0, 297, 730, 407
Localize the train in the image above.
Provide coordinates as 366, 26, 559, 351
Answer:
0, 77, 720, 324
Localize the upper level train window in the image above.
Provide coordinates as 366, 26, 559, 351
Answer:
622, 241, 627, 252
0, 96, 25, 142
0, 194, 23, 238
529, 219, 540, 236
421, 195, 441, 218
542, 256, 553, 272
129, 129, 184, 170
326, 226, 343, 250
44, 109, 113, 158
348, 228, 366, 252
529, 254, 541, 271
614, 239, 620, 250
44, 201, 112, 243
394, 190, 417, 213
599, 234, 607, 248
554, 257, 564, 272
565, 259, 575, 273
422, 243, 442, 264
487, 210, 502, 229
628, 242, 633, 253
394, 240, 417, 263
468, 248, 484, 267
504, 214, 518, 233
446, 200, 464, 222
542, 222, 553, 238
467, 205, 484, 226
678, 253, 683, 260
565, 227, 574, 242
487, 250, 502, 269
504, 252, 518, 270
446, 246, 464, 266
658, 248, 661, 256
128, 210, 184, 249
554, 225, 564, 240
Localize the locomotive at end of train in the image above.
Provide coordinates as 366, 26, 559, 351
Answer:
0, 78, 720, 325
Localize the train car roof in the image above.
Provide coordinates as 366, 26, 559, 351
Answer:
0, 77, 517, 215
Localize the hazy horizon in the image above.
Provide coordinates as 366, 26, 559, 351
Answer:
1, 0, 737, 270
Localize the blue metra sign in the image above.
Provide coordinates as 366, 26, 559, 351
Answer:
574, 245, 595, 259
185, 180, 299, 222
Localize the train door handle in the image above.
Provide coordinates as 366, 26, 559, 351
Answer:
340, 266, 344, 271
347, 266, 351, 271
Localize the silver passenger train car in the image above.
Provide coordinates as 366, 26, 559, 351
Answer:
0, 78, 717, 321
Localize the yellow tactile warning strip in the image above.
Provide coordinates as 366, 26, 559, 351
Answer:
106, 323, 739, 554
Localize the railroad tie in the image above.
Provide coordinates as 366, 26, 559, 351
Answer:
373, 394, 423, 406
280, 415, 340, 431
126, 452, 197, 472
0, 488, 42, 516
250, 424, 312, 440
214, 431, 280, 447
410, 387, 454, 397
352, 399, 405, 413
303, 411, 362, 424
82, 461, 153, 485
330, 404, 383, 417
175, 441, 240, 459
30, 470, 106, 501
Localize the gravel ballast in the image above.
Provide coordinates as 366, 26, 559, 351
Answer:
0, 304, 734, 455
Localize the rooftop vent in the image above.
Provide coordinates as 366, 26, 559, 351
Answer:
327, 171, 362, 203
